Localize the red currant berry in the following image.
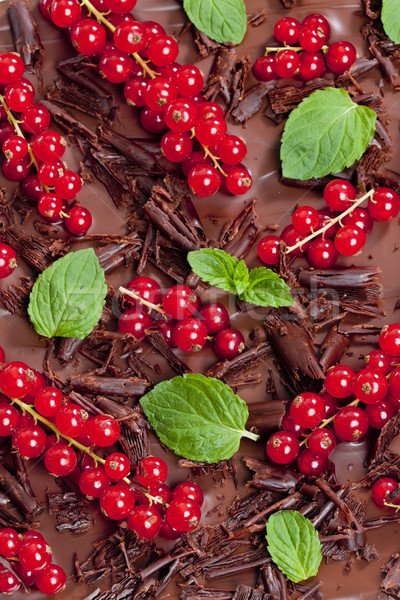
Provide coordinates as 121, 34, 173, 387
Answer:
142, 20, 166, 44
188, 164, 221, 197
45, 443, 77, 476
326, 41, 357, 74
13, 563, 35, 589
87, 415, 120, 447
252, 55, 277, 82
274, 16, 301, 44
21, 531, 45, 545
136, 456, 168, 486
316, 209, 340, 238
123, 276, 162, 310
2, 135, 28, 162
297, 449, 328, 477
34, 386, 63, 418
32, 131, 66, 162
65, 205, 92, 235
217, 135, 246, 165
104, 453, 131, 480
298, 50, 326, 81
197, 101, 224, 120
257, 235, 281, 265
140, 106, 168, 133
54, 171, 82, 200
292, 205, 319, 234
302, 14, 330, 39
372, 477, 400, 507
389, 366, 400, 397
199, 303, 229, 335
71, 19, 107, 55
114, 21, 146, 53
154, 319, 176, 348
342, 206, 373, 234
34, 564, 66, 594
38, 193, 63, 221
164, 99, 198, 133
266, 431, 300, 465
118, 308, 154, 340
22, 369, 45, 404
103, 0, 136, 14
56, 403, 88, 437
124, 77, 148, 107
365, 400, 395, 429
213, 328, 245, 360
334, 225, 366, 256
380, 324, 400, 357
19, 540, 52, 573
323, 179, 356, 211
127, 505, 162, 539
5, 80, 34, 112
174, 64, 203, 97
290, 392, 325, 428
307, 428, 336, 457
307, 238, 338, 268
368, 188, 400, 221
166, 499, 201, 532
162, 285, 200, 320
21, 174, 45, 201
173, 317, 207, 352
281, 224, 309, 257
320, 391, 339, 418
38, 161, 64, 186
0, 243, 17, 278
366, 349, 393, 374
173, 481, 203, 506
79, 467, 110, 498
147, 35, 179, 67
0, 361, 34, 398
161, 131, 193, 162
0, 404, 19, 436
51, 0, 81, 27
0, 53, 25, 85
226, 165, 252, 195
182, 150, 211, 177
298, 26, 327, 51
0, 568, 20, 593
324, 364, 355, 398
3, 156, 31, 181
100, 484, 135, 519
0, 528, 20, 558
98, 50, 133, 83
194, 116, 227, 147
334, 406, 369, 441
352, 367, 388, 404
274, 49, 300, 78
39, 0, 53, 20
13, 425, 47, 459
281, 412, 306, 438
160, 518, 181, 540
0, 122, 16, 144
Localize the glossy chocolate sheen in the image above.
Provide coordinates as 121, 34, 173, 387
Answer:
0, 0, 400, 598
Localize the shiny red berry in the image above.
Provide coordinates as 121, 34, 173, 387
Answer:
136, 456, 168, 486
79, 467, 110, 498
173, 481, 203, 506
0, 528, 20, 558
104, 453, 131, 480
352, 367, 388, 404
0, 404, 19, 436
326, 41, 357, 74
87, 415, 120, 447
0, 53, 25, 85
32, 131, 66, 162
0, 361, 34, 398
34, 564, 66, 594
166, 499, 201, 532
324, 364, 355, 398
103, 0, 136, 14
164, 99, 198, 133
162, 285, 200, 320
307, 238, 338, 268
113, 21, 146, 53
147, 35, 179, 67
302, 14, 330, 39
368, 188, 400, 221
274, 49, 300, 78
290, 392, 325, 428
0, 568, 20, 593
127, 505, 162, 539
100, 484, 135, 520
252, 55, 277, 82
298, 26, 327, 51
282, 412, 306, 438
0, 243, 17, 278
161, 131, 193, 162
118, 308, 154, 340
274, 16, 301, 44
34, 386, 65, 417
334, 225, 366, 256
365, 400, 395, 429
380, 324, 400, 357
19, 540, 52, 573
342, 206, 373, 233
257, 235, 281, 265
51, 0, 81, 27
71, 19, 107, 55
199, 303, 230, 335
65, 205, 92, 235
45, 443, 77, 476
267, 431, 300, 465
173, 317, 207, 352
13, 425, 47, 459
366, 349, 392, 374
297, 449, 328, 476
213, 328, 245, 360
298, 50, 325, 81
307, 428, 336, 457
372, 477, 400, 507
334, 406, 369, 441
188, 164, 221, 197
323, 179, 356, 211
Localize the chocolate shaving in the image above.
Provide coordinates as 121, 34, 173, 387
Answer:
0, 461, 42, 521
85, 148, 138, 210
232, 585, 274, 600
204, 342, 272, 387
203, 47, 238, 104
0, 275, 33, 319
146, 329, 192, 375
1, 225, 70, 272
360, 0, 381, 19
180, 587, 234, 600
48, 491, 91, 534
7, 0, 44, 85
362, 21, 399, 87
193, 27, 221, 57
98, 125, 161, 173
319, 326, 350, 371
56, 337, 85, 364
68, 372, 150, 398
246, 400, 287, 436
336, 57, 379, 86
243, 457, 303, 493
371, 411, 400, 463
40, 99, 99, 145
382, 554, 400, 597
231, 84, 271, 123
266, 79, 334, 119
247, 8, 268, 26
219, 199, 260, 260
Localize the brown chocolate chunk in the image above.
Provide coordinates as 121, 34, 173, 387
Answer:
48, 491, 91, 534
7, 0, 44, 83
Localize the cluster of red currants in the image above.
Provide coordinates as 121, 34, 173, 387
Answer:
119, 276, 245, 358
40, 0, 253, 198
0, 356, 204, 540
0, 528, 66, 594
258, 181, 400, 270
266, 324, 400, 477
0, 52, 92, 236
253, 13, 357, 83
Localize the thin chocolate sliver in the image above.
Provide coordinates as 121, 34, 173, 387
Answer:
7, 0, 44, 83
68, 373, 150, 398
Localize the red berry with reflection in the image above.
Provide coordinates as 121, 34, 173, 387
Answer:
87, 415, 120, 447
162, 285, 200, 320
324, 364, 355, 398
199, 303, 230, 335
352, 367, 388, 404
326, 41, 357, 74
258, 235, 281, 265
267, 431, 300, 465
334, 406, 369, 441
290, 392, 325, 428
323, 179, 356, 211
297, 449, 328, 476
372, 478, 400, 507
213, 328, 245, 360
136, 456, 168, 486
307, 428, 336, 457
127, 505, 162, 539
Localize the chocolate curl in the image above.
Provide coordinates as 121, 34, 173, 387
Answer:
7, 0, 44, 84
370, 411, 400, 464
40, 100, 99, 145
12, 453, 40, 506
98, 125, 161, 173
204, 342, 272, 385
267, 79, 334, 118
193, 27, 221, 57
85, 149, 138, 210
0, 461, 42, 521
146, 329, 192, 375
246, 401, 286, 436
219, 199, 261, 260
1, 225, 70, 272
203, 47, 238, 103
319, 326, 350, 372
0, 276, 33, 319
243, 457, 303, 493
68, 372, 150, 398
57, 337, 85, 364
264, 315, 324, 394
336, 57, 379, 86
360, 0, 381, 18
231, 83, 271, 123
362, 22, 399, 87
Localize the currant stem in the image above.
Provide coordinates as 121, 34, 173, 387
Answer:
80, 0, 157, 79
383, 500, 400, 511
300, 398, 360, 447
12, 398, 160, 503
0, 94, 40, 174
242, 429, 260, 442
264, 44, 329, 55
285, 189, 375, 255
119, 286, 167, 318
201, 145, 228, 176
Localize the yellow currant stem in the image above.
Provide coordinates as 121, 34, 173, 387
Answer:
119, 286, 167, 318
265, 45, 303, 54
12, 398, 160, 503
383, 500, 400, 511
285, 189, 375, 255
201, 145, 228, 176
300, 398, 360, 447
80, 0, 157, 79
0, 94, 40, 173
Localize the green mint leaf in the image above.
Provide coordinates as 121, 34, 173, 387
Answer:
28, 248, 107, 339
241, 267, 294, 308
233, 259, 250, 296
140, 373, 259, 463
382, 0, 400, 43
281, 88, 377, 180
266, 511, 322, 583
183, 0, 247, 44
187, 248, 247, 295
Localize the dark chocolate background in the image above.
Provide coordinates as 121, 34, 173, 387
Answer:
1, 0, 400, 598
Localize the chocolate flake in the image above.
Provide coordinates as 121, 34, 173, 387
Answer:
0, 275, 33, 319
146, 329, 192, 375
204, 342, 272, 387
1, 225, 70, 272
68, 372, 150, 398
0, 461, 42, 521
48, 491, 91, 534
231, 84, 271, 124
7, 0, 44, 84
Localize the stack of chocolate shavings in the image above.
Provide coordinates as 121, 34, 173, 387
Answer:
47, 476, 91, 535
